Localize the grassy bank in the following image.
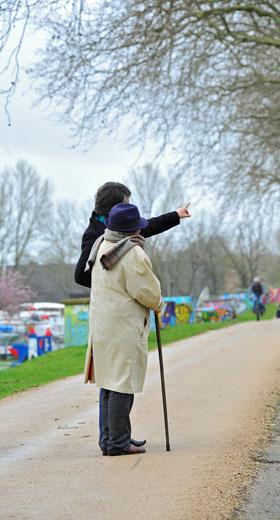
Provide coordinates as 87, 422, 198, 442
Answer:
148, 303, 277, 349
0, 304, 277, 400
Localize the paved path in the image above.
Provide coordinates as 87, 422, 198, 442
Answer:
1, 321, 279, 520
236, 404, 280, 520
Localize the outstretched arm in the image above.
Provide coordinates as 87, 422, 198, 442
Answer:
142, 204, 191, 238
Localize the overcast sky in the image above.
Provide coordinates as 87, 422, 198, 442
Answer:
0, 87, 200, 212
0, 26, 163, 202
0, 29, 196, 210
0, 82, 151, 202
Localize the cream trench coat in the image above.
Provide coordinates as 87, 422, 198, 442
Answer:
84, 240, 162, 394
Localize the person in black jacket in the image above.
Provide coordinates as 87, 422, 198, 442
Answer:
75, 181, 191, 454
251, 277, 265, 315
251, 277, 264, 298
75, 181, 191, 287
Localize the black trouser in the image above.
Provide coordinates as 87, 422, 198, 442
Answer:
99, 388, 134, 454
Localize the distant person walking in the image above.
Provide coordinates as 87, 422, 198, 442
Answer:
84, 203, 162, 455
251, 277, 265, 315
251, 277, 264, 298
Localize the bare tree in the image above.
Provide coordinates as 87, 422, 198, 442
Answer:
43, 199, 83, 265
125, 161, 187, 216
0, 0, 84, 122
149, 215, 227, 297
125, 164, 164, 218
0, 160, 53, 268
220, 207, 268, 288
0, 173, 13, 271
1, 1, 280, 202
172, 215, 227, 296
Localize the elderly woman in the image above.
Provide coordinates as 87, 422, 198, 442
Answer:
84, 203, 162, 456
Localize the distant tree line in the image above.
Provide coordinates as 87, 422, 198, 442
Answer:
0, 160, 91, 303
125, 164, 280, 296
0, 159, 279, 304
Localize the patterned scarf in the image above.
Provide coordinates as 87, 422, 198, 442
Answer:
85, 229, 145, 271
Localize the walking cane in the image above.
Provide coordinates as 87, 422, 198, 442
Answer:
154, 311, 171, 452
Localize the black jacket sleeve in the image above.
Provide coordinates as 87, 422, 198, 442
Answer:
75, 210, 180, 288
74, 223, 103, 288
141, 211, 180, 238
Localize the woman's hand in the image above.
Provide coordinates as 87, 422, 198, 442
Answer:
176, 203, 191, 219
154, 298, 164, 313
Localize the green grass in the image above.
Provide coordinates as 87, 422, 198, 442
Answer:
0, 346, 87, 400
0, 304, 277, 400
148, 303, 277, 350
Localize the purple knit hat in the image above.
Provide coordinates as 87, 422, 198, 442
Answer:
105, 203, 148, 232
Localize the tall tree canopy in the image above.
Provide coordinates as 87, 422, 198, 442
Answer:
1, 1, 280, 199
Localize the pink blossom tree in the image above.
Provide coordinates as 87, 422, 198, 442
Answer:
0, 271, 35, 316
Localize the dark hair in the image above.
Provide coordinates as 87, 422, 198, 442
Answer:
95, 182, 131, 216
